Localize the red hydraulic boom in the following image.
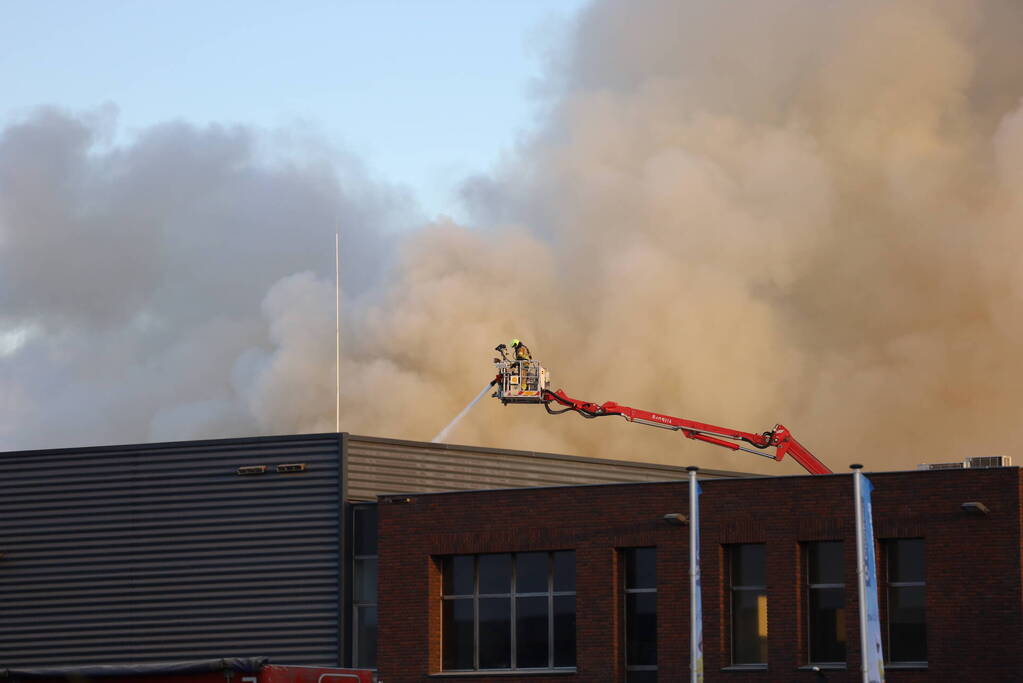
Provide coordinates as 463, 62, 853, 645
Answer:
490, 353, 832, 475
540, 388, 832, 475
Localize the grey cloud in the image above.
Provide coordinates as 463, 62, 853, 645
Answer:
0, 106, 416, 449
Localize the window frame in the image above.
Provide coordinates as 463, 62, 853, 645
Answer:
885, 538, 927, 667
728, 543, 768, 668
350, 504, 378, 670
440, 551, 576, 672
804, 540, 846, 667
622, 547, 657, 681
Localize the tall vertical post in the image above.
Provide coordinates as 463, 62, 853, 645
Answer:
853, 464, 868, 681
852, 463, 885, 683
688, 466, 703, 683
335, 231, 340, 434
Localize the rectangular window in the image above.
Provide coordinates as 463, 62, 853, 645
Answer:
441, 551, 576, 671
730, 544, 767, 666
886, 539, 926, 663
622, 548, 657, 682
806, 541, 846, 664
352, 505, 378, 669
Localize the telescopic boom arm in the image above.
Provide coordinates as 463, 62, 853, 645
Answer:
540, 388, 832, 475
489, 356, 832, 475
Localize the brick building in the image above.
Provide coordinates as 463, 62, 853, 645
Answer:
376, 467, 1023, 682
4, 435, 1020, 681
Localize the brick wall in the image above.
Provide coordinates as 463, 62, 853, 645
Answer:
377, 469, 1022, 682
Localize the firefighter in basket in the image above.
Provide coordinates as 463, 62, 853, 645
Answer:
511, 339, 531, 361
494, 339, 532, 362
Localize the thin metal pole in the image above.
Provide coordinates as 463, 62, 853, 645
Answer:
852, 464, 868, 683
335, 231, 340, 434
688, 465, 703, 683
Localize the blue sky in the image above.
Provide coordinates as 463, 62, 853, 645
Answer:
1, 0, 588, 219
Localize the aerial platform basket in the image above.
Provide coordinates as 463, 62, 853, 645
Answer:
494, 360, 551, 404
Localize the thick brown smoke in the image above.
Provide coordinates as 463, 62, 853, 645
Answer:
332, 0, 1023, 473
5, 0, 1023, 475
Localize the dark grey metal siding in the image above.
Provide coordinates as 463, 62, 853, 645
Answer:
343, 434, 751, 501
0, 434, 343, 668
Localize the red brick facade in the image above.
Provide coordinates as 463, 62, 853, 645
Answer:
377, 468, 1023, 682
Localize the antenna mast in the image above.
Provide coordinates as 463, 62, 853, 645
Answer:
335, 231, 340, 433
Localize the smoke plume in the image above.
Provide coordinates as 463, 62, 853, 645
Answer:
341, 0, 1023, 473
4, 0, 1023, 475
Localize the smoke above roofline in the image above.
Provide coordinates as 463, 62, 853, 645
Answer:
4, 1, 1023, 475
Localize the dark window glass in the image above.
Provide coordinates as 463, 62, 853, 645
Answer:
626, 547, 657, 590
809, 588, 845, 662
516, 552, 549, 593
887, 539, 926, 663
733, 590, 768, 664
479, 554, 512, 594
889, 586, 926, 660
732, 544, 767, 586
479, 597, 512, 669
554, 550, 575, 592
730, 544, 767, 665
350, 504, 379, 669
889, 539, 925, 582
623, 547, 657, 681
442, 599, 474, 670
355, 605, 377, 668
809, 541, 843, 584
626, 593, 657, 666
442, 552, 575, 671
444, 555, 475, 596
516, 595, 550, 667
354, 557, 377, 602
553, 595, 577, 667
807, 542, 845, 664
353, 505, 378, 556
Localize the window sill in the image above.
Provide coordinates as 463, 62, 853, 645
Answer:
721, 664, 768, 672
431, 670, 578, 677
885, 662, 928, 670
798, 664, 846, 671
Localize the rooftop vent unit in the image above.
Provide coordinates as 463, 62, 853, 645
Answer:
917, 462, 968, 470
917, 456, 1012, 471
965, 455, 1012, 469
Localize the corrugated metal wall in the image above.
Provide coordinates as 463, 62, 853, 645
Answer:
0, 434, 343, 668
343, 435, 749, 502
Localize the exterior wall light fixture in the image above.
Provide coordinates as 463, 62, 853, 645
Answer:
961, 501, 990, 515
